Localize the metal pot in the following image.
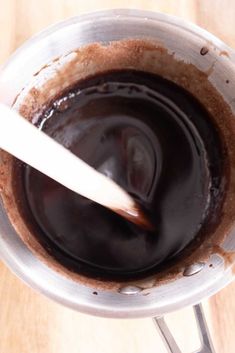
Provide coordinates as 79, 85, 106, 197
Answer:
0, 9, 235, 353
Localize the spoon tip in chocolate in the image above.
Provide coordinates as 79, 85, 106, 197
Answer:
114, 204, 156, 231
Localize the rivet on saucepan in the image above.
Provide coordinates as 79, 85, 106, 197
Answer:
119, 286, 142, 295
183, 262, 205, 276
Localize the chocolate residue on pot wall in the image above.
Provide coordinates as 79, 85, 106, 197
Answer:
200, 46, 209, 56
210, 245, 235, 267
219, 50, 230, 58
0, 39, 235, 290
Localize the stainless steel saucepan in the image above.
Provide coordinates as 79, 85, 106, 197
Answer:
0, 10, 235, 353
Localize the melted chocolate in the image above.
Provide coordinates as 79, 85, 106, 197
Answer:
19, 70, 224, 279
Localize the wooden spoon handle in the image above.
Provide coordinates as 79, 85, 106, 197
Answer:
0, 103, 137, 215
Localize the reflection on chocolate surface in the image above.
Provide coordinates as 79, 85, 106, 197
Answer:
20, 70, 224, 279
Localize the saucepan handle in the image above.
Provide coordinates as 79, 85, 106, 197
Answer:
153, 304, 215, 353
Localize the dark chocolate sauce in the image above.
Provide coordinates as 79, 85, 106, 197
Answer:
20, 70, 224, 279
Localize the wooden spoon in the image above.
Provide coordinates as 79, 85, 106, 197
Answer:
0, 103, 152, 229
